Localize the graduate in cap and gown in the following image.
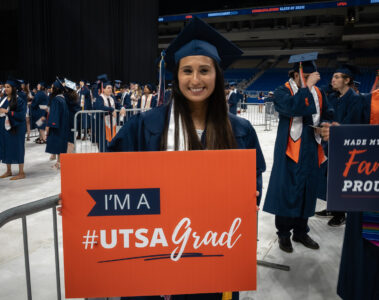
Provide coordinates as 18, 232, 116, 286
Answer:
0, 78, 27, 180
109, 16, 266, 300
227, 82, 239, 115
45, 78, 70, 169
63, 78, 80, 153
137, 83, 157, 109
263, 52, 333, 253
320, 81, 379, 300
93, 77, 122, 152
316, 64, 363, 226
77, 79, 92, 140
30, 81, 48, 143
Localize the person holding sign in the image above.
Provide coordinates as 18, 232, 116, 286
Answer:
263, 53, 333, 253
108, 16, 266, 300
316, 64, 362, 226
320, 86, 379, 300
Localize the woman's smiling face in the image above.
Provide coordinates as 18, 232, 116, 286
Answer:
178, 55, 216, 104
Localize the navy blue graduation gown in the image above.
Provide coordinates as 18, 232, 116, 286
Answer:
337, 91, 379, 300
45, 95, 69, 155
317, 88, 363, 200
3, 97, 27, 164
93, 95, 120, 152
30, 90, 48, 130
0, 98, 9, 162
228, 91, 239, 115
121, 92, 132, 109
108, 104, 266, 203
263, 85, 332, 218
109, 104, 265, 300
65, 96, 81, 144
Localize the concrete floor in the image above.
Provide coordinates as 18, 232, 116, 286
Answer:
0, 124, 344, 300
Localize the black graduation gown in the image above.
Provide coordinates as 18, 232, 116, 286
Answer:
3, 97, 26, 164
45, 95, 69, 155
30, 90, 48, 130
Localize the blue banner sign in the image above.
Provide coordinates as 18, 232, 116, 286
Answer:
327, 125, 379, 212
87, 188, 161, 216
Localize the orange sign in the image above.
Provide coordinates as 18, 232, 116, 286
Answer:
61, 150, 257, 298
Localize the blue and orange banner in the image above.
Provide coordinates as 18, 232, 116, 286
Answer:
61, 150, 257, 298
327, 125, 379, 212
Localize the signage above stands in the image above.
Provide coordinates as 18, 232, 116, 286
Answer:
158, 0, 377, 22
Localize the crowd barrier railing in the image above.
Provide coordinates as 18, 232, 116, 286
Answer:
73, 108, 149, 153
0, 195, 61, 300
237, 102, 278, 131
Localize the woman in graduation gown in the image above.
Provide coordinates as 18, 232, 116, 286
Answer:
321, 87, 379, 300
0, 78, 27, 180
93, 81, 121, 152
63, 80, 80, 153
30, 81, 48, 143
108, 17, 266, 300
137, 84, 157, 109
45, 79, 70, 169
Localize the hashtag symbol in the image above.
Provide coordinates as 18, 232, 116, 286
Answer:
82, 230, 98, 249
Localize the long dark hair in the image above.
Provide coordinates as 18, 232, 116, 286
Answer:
8, 85, 18, 112
160, 58, 237, 150
64, 89, 78, 104
8, 85, 18, 134
48, 85, 64, 106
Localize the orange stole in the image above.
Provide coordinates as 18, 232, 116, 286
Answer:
370, 89, 379, 125
284, 82, 326, 167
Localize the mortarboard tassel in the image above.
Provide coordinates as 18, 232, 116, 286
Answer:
157, 50, 166, 106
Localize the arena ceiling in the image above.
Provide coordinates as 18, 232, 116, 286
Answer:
158, 1, 379, 58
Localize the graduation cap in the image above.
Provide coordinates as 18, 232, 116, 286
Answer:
97, 74, 108, 83
288, 52, 318, 73
38, 81, 46, 88
96, 74, 111, 89
229, 81, 237, 87
53, 77, 65, 89
5, 76, 18, 88
64, 78, 77, 91
335, 64, 360, 78
164, 17, 243, 72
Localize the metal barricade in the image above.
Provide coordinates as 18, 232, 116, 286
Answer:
237, 102, 279, 131
73, 108, 149, 153
0, 195, 61, 300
